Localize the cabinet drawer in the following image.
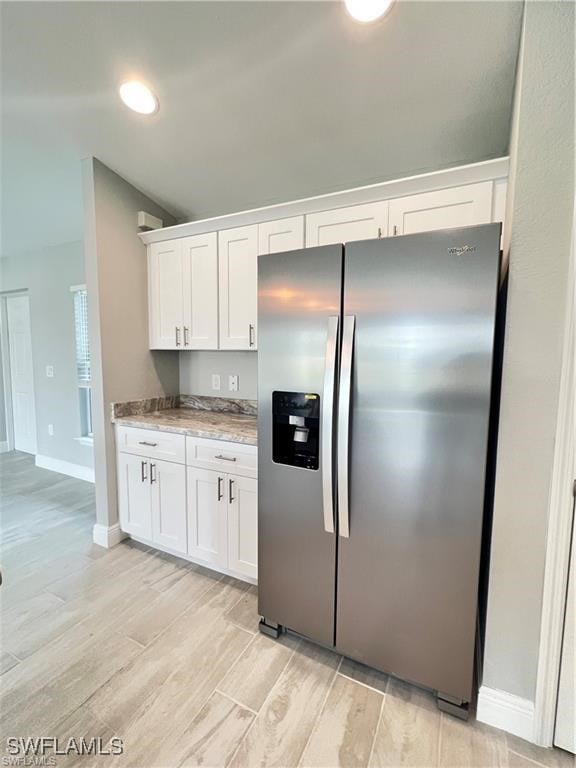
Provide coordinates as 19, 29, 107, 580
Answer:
116, 426, 186, 464
186, 436, 257, 478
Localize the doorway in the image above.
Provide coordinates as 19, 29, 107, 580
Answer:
1, 293, 37, 454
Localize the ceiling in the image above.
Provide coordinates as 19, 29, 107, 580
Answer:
1, 1, 523, 255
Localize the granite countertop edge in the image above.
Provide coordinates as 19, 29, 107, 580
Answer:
113, 410, 258, 447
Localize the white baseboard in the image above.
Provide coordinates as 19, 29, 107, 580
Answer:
0, 441, 9, 453
476, 686, 535, 742
35, 454, 95, 483
93, 523, 127, 549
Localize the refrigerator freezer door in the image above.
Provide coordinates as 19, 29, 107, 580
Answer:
336, 224, 501, 702
258, 245, 343, 646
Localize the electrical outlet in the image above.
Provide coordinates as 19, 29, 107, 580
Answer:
48, 424, 54, 436
229, 375, 239, 393
46, 365, 54, 378
211, 374, 221, 391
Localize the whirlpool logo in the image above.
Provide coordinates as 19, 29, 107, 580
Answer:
448, 245, 477, 256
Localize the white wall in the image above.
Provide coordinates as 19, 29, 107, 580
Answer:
83, 158, 178, 531
180, 351, 257, 400
483, 0, 575, 703
0, 241, 93, 468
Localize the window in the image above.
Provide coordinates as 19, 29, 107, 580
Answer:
71, 285, 93, 441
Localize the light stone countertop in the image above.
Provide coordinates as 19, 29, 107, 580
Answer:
113, 408, 258, 446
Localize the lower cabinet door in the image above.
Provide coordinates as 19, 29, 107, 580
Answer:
187, 467, 228, 568
117, 452, 152, 540
227, 474, 258, 580
151, 459, 187, 555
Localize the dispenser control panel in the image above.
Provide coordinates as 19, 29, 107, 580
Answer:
272, 391, 320, 470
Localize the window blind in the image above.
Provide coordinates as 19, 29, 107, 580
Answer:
73, 289, 91, 383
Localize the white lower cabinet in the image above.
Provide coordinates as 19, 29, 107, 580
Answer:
187, 467, 228, 568
187, 467, 258, 581
228, 474, 258, 579
152, 459, 187, 554
117, 426, 258, 583
118, 452, 153, 540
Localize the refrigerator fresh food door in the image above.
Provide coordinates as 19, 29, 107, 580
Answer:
336, 224, 501, 702
258, 245, 343, 646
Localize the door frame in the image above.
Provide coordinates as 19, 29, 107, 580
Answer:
0, 291, 38, 455
533, 208, 575, 747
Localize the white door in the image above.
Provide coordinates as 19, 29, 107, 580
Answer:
227, 474, 258, 580
117, 452, 153, 540
6, 294, 37, 454
148, 240, 184, 349
218, 225, 258, 350
388, 182, 493, 236
187, 467, 228, 568
305, 201, 389, 247
555, 495, 575, 753
181, 233, 219, 350
258, 216, 304, 255
151, 459, 187, 555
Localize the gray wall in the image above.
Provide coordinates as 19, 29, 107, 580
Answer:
83, 158, 178, 529
0, 337, 6, 444
180, 351, 257, 400
483, 0, 575, 702
0, 241, 93, 467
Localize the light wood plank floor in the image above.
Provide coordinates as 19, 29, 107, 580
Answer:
1, 452, 572, 768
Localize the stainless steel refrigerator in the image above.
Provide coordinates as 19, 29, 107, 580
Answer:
257, 223, 501, 717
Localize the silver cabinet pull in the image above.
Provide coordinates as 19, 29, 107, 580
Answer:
175, 326, 181, 347
337, 315, 355, 539
393, 225, 398, 236
214, 454, 237, 462
150, 463, 157, 484
183, 326, 190, 346
141, 460, 148, 482
249, 323, 255, 347
217, 476, 224, 501
229, 479, 235, 503
321, 316, 339, 534
138, 441, 158, 447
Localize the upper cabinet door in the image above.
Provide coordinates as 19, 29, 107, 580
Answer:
151, 458, 187, 555
258, 216, 304, 255
305, 202, 389, 247
218, 225, 258, 350
180, 233, 219, 350
148, 240, 184, 349
388, 182, 493, 237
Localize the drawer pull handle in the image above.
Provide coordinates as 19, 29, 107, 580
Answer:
138, 441, 158, 447
214, 454, 237, 462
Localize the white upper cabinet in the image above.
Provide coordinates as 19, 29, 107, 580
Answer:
181, 233, 219, 349
305, 201, 389, 247
388, 182, 493, 237
258, 216, 304, 255
218, 225, 258, 350
148, 240, 185, 349
148, 234, 218, 350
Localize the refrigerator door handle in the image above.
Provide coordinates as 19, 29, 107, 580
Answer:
321, 315, 339, 534
337, 315, 355, 538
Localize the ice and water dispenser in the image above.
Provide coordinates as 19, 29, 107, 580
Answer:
272, 391, 320, 470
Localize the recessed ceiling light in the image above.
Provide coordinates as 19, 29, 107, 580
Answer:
344, 0, 395, 23
119, 81, 158, 115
